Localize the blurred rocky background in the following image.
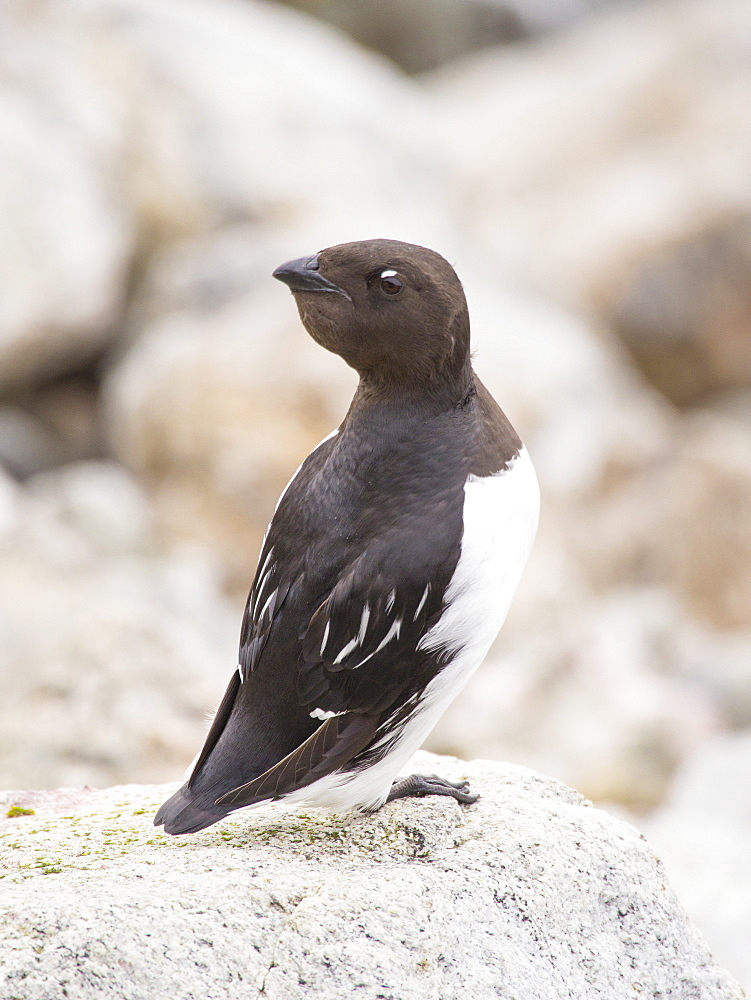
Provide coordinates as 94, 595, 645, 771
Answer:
0, 0, 749, 987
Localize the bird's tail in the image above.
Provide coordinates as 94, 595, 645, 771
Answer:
154, 670, 244, 835
154, 784, 232, 835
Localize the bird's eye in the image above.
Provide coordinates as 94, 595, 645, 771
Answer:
379, 270, 403, 296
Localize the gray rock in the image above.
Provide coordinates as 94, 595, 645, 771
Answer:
709, 386, 751, 431
0, 0, 445, 395
0, 408, 67, 480
0, 753, 742, 1000
641, 731, 751, 993
567, 412, 751, 629
74, 0, 445, 250
279, 0, 627, 75
0, 461, 237, 790
0, 378, 105, 479
0, 2, 133, 390
609, 212, 751, 407
422, 0, 751, 316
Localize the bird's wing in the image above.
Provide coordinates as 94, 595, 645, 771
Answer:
214, 711, 380, 806
239, 534, 445, 708
214, 542, 453, 810
296, 545, 448, 717
237, 427, 341, 680
237, 534, 294, 681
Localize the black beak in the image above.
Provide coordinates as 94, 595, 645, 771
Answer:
272, 254, 352, 301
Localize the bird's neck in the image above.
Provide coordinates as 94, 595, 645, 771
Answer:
349, 356, 475, 420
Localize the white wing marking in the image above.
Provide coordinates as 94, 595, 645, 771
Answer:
350, 617, 402, 670
379, 617, 402, 648
251, 548, 275, 618
256, 546, 274, 590
332, 604, 371, 664
413, 583, 430, 621
357, 604, 371, 643
259, 587, 278, 622
333, 635, 360, 664
320, 620, 331, 657
254, 566, 275, 615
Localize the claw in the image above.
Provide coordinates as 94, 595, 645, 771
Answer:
386, 773, 479, 805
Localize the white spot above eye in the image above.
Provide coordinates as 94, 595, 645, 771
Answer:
380, 269, 397, 278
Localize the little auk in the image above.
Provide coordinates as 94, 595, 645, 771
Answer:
155, 238, 539, 834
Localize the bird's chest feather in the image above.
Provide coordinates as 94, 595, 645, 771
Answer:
418, 446, 540, 702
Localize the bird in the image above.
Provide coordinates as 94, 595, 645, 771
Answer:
154, 238, 539, 835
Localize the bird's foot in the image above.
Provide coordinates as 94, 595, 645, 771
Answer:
386, 773, 479, 805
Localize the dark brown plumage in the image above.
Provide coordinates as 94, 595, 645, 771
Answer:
154, 238, 537, 835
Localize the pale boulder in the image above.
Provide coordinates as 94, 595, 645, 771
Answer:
423, 0, 751, 314
0, 3, 132, 389
608, 212, 751, 406
0, 753, 743, 1000
641, 730, 751, 993
0, 461, 236, 790
0, 0, 447, 393
73, 0, 447, 250
568, 412, 751, 628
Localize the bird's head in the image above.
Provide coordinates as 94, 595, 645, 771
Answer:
273, 239, 470, 391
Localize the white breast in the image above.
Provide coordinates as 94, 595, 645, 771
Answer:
285, 447, 540, 812
418, 445, 540, 706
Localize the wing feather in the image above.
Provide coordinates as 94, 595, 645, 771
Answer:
238, 537, 293, 680
297, 551, 445, 718
214, 713, 380, 807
